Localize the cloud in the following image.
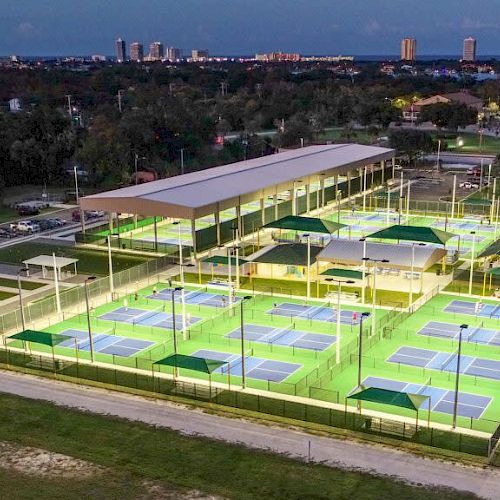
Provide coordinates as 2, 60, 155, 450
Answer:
16, 21, 35, 35
363, 19, 381, 35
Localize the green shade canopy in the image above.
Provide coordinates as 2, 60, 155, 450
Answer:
367, 225, 455, 245
9, 330, 73, 347
486, 266, 500, 276
252, 243, 322, 266
347, 386, 429, 411
153, 354, 226, 374
320, 268, 367, 280
203, 255, 248, 266
479, 239, 500, 258
263, 215, 345, 234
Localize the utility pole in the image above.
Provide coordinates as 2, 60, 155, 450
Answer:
180, 148, 185, 175
117, 89, 125, 113
66, 95, 73, 119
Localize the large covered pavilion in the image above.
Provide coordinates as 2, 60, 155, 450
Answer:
80, 144, 395, 257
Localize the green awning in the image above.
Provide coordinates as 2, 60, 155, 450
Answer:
263, 215, 345, 234
153, 354, 225, 374
479, 239, 500, 258
9, 330, 73, 347
486, 267, 500, 276
367, 225, 455, 245
203, 255, 248, 266
348, 386, 429, 411
462, 198, 492, 206
320, 268, 367, 280
252, 243, 322, 266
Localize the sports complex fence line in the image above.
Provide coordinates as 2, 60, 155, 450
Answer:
0, 346, 496, 459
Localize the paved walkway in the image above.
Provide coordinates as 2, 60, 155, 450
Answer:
0, 370, 498, 499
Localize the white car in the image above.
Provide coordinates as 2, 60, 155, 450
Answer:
16, 220, 40, 233
459, 182, 479, 189
86, 210, 105, 218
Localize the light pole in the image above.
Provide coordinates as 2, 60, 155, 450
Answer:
359, 238, 367, 304
410, 243, 425, 309
362, 257, 389, 338
84, 276, 97, 362
326, 278, 355, 364
170, 286, 183, 379
239, 295, 252, 389
173, 221, 187, 337
17, 267, 29, 331
452, 324, 468, 429
134, 154, 146, 185
436, 139, 441, 171
304, 234, 311, 301
357, 311, 371, 387
469, 231, 476, 295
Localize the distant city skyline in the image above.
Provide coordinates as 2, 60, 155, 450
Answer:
3, 0, 500, 56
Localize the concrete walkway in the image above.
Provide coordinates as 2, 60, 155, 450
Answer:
0, 370, 498, 499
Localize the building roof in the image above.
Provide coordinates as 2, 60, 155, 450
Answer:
317, 239, 447, 271
23, 255, 79, 269
80, 144, 394, 220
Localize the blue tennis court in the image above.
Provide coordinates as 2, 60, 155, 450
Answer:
226, 324, 336, 351
191, 349, 301, 382
433, 221, 495, 233
147, 287, 241, 308
58, 328, 154, 357
268, 302, 367, 325
357, 376, 491, 419
387, 346, 500, 381
344, 224, 383, 234
99, 307, 201, 330
418, 321, 500, 346
444, 299, 500, 319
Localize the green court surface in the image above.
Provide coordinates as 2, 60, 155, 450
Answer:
314, 293, 500, 433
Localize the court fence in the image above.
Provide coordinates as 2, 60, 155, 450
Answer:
0, 256, 175, 335
0, 346, 494, 458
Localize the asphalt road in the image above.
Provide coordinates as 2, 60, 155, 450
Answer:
0, 370, 499, 499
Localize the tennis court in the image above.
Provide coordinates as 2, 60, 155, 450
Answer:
58, 328, 154, 357
432, 220, 495, 233
226, 324, 336, 351
191, 349, 302, 382
387, 346, 500, 381
99, 307, 201, 329
359, 376, 492, 419
444, 300, 500, 319
268, 302, 367, 325
418, 321, 500, 346
147, 288, 242, 308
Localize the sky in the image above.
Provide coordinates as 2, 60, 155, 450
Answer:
3, 0, 500, 56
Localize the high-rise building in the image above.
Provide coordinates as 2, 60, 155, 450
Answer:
191, 49, 209, 62
463, 37, 477, 62
116, 38, 126, 63
130, 42, 144, 62
166, 47, 181, 60
400, 38, 416, 61
149, 42, 164, 61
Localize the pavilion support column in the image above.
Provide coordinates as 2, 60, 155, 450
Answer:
108, 212, 113, 234
291, 187, 297, 216
305, 183, 311, 214
191, 219, 197, 260
236, 204, 242, 240
133, 214, 138, 229
115, 213, 121, 247
371, 164, 375, 186
260, 197, 265, 226
273, 192, 278, 221
334, 174, 339, 200
347, 171, 352, 199
392, 157, 396, 180
381, 160, 386, 184
215, 209, 221, 246
320, 179, 325, 208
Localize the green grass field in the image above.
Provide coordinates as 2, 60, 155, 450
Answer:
0, 290, 16, 301
0, 242, 153, 276
0, 277, 45, 291
0, 393, 474, 500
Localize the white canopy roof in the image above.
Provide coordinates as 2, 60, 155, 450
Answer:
317, 239, 447, 271
80, 144, 394, 220
23, 255, 79, 269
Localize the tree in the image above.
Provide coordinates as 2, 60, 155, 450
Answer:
389, 129, 434, 165
419, 102, 477, 131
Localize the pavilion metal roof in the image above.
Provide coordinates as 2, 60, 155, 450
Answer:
80, 144, 394, 220
317, 239, 447, 271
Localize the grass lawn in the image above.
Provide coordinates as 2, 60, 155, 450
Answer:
0, 393, 476, 500
0, 277, 45, 291
0, 291, 16, 301
0, 206, 18, 224
0, 242, 153, 276
430, 131, 500, 155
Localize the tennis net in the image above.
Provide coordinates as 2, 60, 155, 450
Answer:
219, 349, 253, 375
490, 304, 500, 319
132, 306, 164, 325
266, 323, 296, 345
440, 353, 457, 372
467, 323, 483, 342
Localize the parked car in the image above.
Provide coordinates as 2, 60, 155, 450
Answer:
86, 210, 105, 218
15, 220, 40, 233
459, 182, 479, 189
0, 228, 15, 238
17, 205, 40, 216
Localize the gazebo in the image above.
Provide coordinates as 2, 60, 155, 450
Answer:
23, 255, 79, 280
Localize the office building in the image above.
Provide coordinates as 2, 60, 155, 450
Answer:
400, 38, 416, 61
191, 49, 209, 62
149, 42, 164, 61
463, 37, 477, 62
116, 38, 126, 62
130, 42, 144, 62
166, 47, 181, 60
